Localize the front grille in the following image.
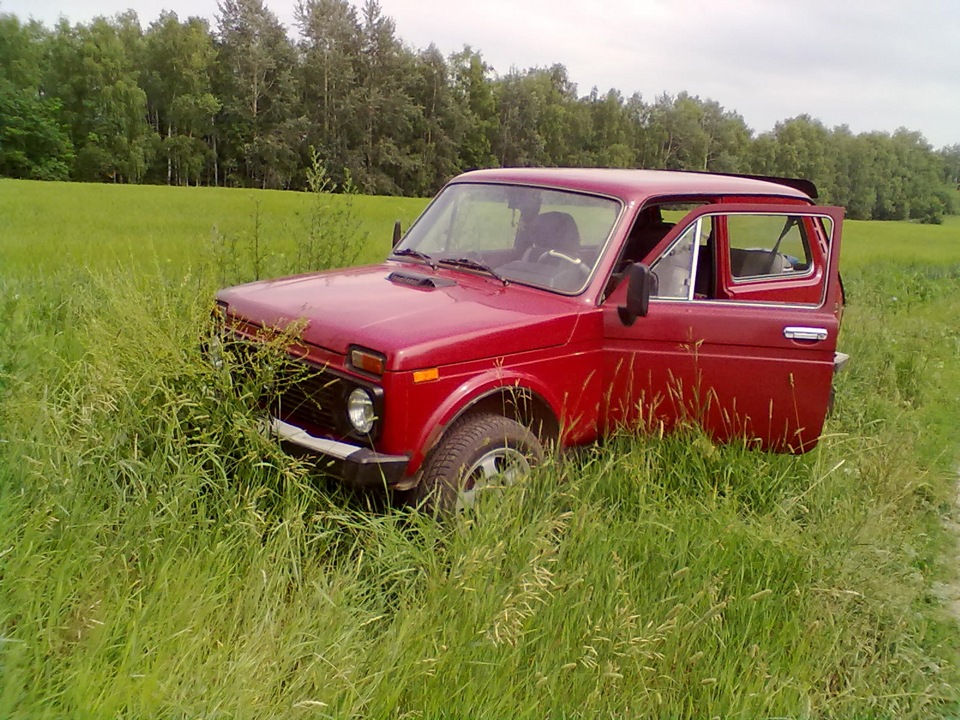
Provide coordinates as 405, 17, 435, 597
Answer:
223, 337, 360, 439
271, 367, 345, 434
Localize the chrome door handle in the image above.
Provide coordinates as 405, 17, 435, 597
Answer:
784, 326, 828, 341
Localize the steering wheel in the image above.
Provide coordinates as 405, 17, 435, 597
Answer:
538, 249, 591, 279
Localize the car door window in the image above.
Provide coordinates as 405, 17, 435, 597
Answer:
721, 212, 831, 305
727, 214, 813, 279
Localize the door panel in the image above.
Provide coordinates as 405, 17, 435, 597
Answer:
602, 300, 837, 450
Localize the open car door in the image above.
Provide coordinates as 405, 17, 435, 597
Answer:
602, 203, 844, 452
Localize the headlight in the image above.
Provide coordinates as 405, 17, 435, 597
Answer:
347, 387, 377, 434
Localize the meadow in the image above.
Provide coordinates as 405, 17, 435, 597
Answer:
1, 178, 959, 718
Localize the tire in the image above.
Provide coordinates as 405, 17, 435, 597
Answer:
415, 413, 544, 514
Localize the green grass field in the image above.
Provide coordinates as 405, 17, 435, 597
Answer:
0, 179, 429, 277
1, 179, 959, 718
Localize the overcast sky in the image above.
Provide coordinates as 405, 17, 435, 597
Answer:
4, 0, 959, 149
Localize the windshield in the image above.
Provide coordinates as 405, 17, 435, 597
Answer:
392, 183, 621, 294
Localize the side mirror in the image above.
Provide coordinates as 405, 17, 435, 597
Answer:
617, 263, 652, 326
392, 220, 402, 248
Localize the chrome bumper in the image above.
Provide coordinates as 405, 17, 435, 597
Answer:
270, 417, 410, 488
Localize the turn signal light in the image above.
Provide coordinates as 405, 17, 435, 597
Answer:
413, 368, 439, 383
349, 347, 386, 376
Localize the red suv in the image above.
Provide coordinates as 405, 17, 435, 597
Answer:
215, 168, 847, 510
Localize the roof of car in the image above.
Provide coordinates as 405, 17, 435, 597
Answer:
453, 167, 815, 203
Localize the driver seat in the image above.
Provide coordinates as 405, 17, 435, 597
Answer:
518, 211, 581, 261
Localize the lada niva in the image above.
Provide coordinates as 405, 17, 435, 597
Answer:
214, 168, 847, 510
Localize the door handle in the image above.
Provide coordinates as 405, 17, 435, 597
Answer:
783, 326, 828, 341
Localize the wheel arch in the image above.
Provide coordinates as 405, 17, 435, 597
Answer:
409, 376, 562, 476
454, 385, 561, 445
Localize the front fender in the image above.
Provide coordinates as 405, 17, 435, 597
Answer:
407, 368, 564, 474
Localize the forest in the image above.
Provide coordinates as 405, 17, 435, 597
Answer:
2, 0, 959, 222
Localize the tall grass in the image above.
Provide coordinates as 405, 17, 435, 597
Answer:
1, 182, 958, 717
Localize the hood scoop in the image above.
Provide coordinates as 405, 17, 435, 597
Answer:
387, 270, 455, 290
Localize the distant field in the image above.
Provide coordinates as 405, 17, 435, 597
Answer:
1, 180, 959, 718
3, 179, 958, 275
842, 214, 960, 267
0, 179, 429, 275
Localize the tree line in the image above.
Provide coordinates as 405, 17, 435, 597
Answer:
2, 0, 958, 221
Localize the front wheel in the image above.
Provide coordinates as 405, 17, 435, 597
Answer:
415, 413, 544, 513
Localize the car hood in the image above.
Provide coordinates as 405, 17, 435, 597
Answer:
216, 263, 582, 371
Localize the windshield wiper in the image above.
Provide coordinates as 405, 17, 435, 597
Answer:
391, 248, 438, 269
438, 257, 509, 286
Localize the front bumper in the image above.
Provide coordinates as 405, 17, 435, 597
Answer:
270, 417, 409, 488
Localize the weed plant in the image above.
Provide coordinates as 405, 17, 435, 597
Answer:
1, 183, 958, 718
